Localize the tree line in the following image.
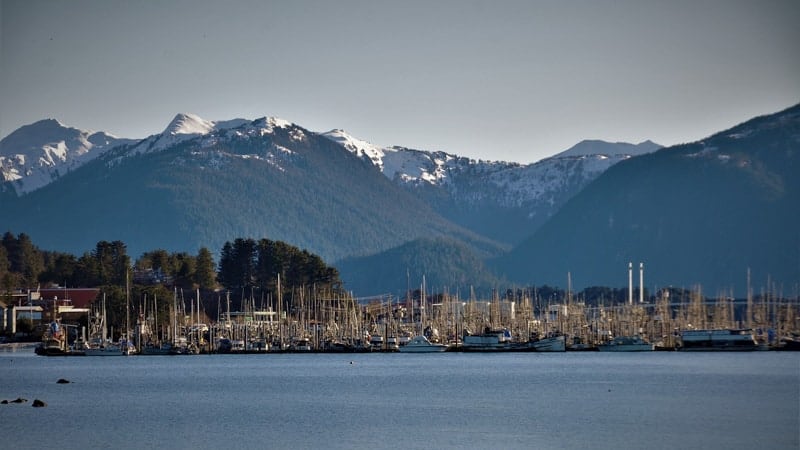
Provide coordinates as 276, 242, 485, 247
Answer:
1, 232, 340, 292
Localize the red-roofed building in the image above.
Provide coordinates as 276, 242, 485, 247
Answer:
37, 288, 99, 309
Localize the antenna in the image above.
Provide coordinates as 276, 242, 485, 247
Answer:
640, 262, 644, 303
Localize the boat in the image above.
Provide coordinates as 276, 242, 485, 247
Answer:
35, 321, 78, 356
597, 335, 655, 352
368, 334, 385, 352
462, 328, 514, 351
530, 332, 567, 352
567, 335, 597, 351
385, 336, 400, 352
398, 335, 448, 353
35, 320, 85, 356
677, 329, 759, 351
290, 337, 313, 352
140, 342, 175, 355
84, 340, 125, 356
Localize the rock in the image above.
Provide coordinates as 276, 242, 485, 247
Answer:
10, 397, 27, 403
32, 399, 47, 407
1, 400, 7, 404
56, 378, 71, 384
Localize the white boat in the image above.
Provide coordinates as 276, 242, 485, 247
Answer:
462, 328, 513, 351
530, 333, 566, 352
678, 329, 759, 351
84, 338, 125, 356
290, 337, 313, 352
368, 334, 385, 351
399, 335, 448, 353
597, 336, 654, 352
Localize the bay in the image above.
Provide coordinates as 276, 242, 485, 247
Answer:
1, 344, 797, 449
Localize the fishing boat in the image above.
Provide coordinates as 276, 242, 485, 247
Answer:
290, 337, 313, 352
597, 335, 654, 352
530, 332, 567, 352
677, 329, 759, 351
368, 334, 385, 352
398, 335, 448, 352
462, 328, 515, 351
84, 339, 125, 356
140, 342, 175, 355
35, 321, 83, 356
385, 336, 400, 352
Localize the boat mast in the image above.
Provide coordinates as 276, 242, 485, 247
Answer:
126, 270, 130, 344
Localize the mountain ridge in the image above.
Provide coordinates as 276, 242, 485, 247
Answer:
494, 103, 800, 294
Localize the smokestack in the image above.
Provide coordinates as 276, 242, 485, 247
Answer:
639, 262, 644, 303
628, 262, 633, 305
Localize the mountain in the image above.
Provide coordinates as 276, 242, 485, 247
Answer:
553, 139, 661, 158
0, 119, 135, 195
0, 114, 502, 266
495, 104, 800, 294
322, 130, 662, 244
1, 112, 663, 296
337, 237, 505, 297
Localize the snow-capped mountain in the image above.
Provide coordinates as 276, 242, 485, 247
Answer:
321, 129, 662, 243
0, 119, 135, 195
127, 113, 257, 155
1, 111, 498, 266
2, 112, 660, 246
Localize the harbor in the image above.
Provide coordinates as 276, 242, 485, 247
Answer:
24, 279, 800, 356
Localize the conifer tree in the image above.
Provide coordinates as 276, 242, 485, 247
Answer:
194, 247, 216, 290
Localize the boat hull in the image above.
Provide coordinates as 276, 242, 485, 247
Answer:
531, 335, 566, 352
597, 344, 655, 352
399, 335, 448, 353
597, 336, 654, 352
678, 329, 759, 352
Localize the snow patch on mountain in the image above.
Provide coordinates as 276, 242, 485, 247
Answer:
321, 129, 386, 169
320, 129, 662, 213
130, 113, 293, 155
166, 112, 215, 135
0, 119, 133, 195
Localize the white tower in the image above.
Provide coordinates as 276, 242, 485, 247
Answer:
628, 262, 633, 305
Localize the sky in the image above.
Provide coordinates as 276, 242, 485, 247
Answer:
1, 0, 798, 163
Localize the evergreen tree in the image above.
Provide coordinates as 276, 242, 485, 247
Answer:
15, 233, 44, 287
171, 252, 196, 289
218, 238, 257, 290
0, 245, 8, 279
74, 251, 101, 287
194, 247, 216, 290
1, 232, 17, 271
92, 241, 130, 286
39, 252, 79, 287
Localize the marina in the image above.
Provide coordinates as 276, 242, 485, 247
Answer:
23, 281, 800, 356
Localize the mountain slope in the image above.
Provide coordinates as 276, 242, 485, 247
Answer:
495, 104, 800, 294
337, 237, 505, 297
322, 130, 661, 244
0, 119, 134, 195
0, 115, 503, 266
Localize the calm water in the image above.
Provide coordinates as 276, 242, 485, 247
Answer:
0, 344, 797, 450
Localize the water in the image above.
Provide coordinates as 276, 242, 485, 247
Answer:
1, 344, 797, 450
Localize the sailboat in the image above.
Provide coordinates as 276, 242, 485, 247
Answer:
400, 276, 450, 353
85, 294, 126, 356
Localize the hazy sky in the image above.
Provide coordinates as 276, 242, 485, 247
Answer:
1, 0, 798, 163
